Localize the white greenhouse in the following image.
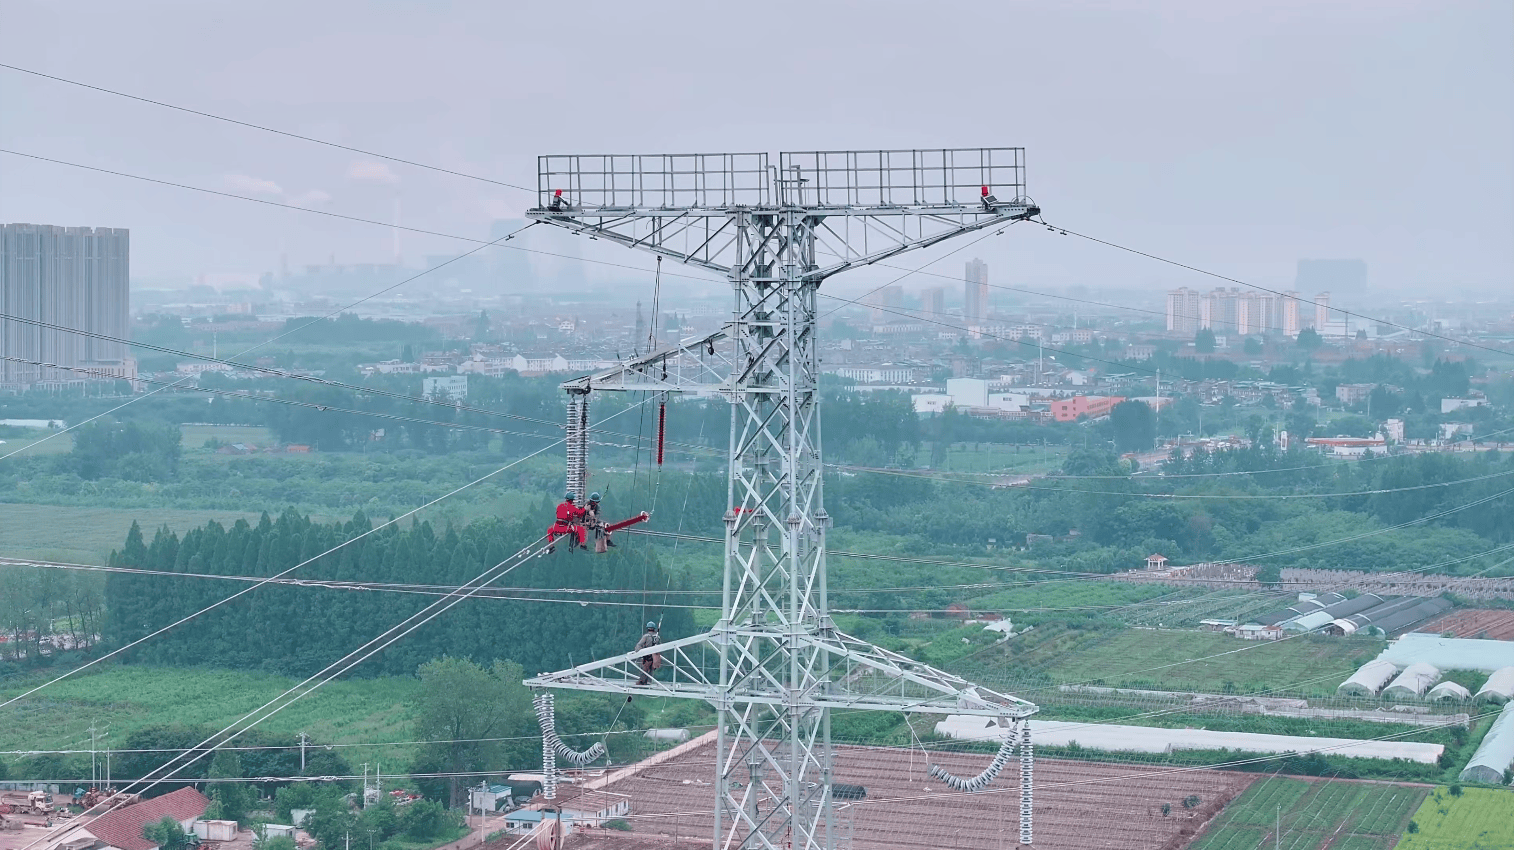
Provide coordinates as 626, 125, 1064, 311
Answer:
1382, 662, 1441, 700
1426, 681, 1471, 702
1338, 659, 1400, 696
1459, 702, 1514, 785
1475, 666, 1514, 704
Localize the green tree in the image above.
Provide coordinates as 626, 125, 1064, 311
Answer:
143, 817, 191, 850
1296, 327, 1322, 351
69, 419, 183, 481
207, 750, 255, 826
1243, 337, 1262, 355
409, 658, 533, 807
303, 796, 357, 850
1109, 400, 1156, 453
399, 800, 457, 840
1194, 329, 1216, 354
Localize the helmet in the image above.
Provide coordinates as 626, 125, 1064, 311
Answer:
589, 492, 602, 502
565, 492, 576, 501
646, 621, 657, 630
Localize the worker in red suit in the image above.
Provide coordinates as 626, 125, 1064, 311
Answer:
547, 492, 587, 552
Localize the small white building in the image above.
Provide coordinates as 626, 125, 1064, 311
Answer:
422, 375, 468, 402
1442, 397, 1488, 414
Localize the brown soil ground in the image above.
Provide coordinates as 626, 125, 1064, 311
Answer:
567, 741, 1256, 849
1417, 608, 1514, 640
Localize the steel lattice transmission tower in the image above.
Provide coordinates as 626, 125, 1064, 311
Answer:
525, 150, 1042, 850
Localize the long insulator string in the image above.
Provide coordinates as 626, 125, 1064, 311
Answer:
655, 398, 666, 467
927, 732, 1017, 793
534, 692, 607, 772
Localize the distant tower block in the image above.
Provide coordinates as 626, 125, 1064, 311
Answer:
964, 257, 989, 325
525, 149, 1042, 850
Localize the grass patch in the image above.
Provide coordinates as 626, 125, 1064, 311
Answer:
1395, 786, 1514, 850
931, 443, 1067, 474
0, 426, 72, 456
181, 424, 278, 452
0, 666, 422, 769
0, 504, 272, 563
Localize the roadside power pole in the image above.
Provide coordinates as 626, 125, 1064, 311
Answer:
298, 732, 309, 772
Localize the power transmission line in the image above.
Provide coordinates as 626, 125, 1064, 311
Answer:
0, 62, 534, 193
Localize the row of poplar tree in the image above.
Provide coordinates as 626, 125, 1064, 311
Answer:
103, 509, 695, 677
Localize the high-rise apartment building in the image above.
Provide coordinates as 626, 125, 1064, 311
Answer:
1207, 287, 1240, 334
963, 258, 988, 325
1314, 291, 1331, 331
1, 224, 131, 389
1280, 291, 1301, 336
1166, 287, 1202, 335
867, 285, 904, 323
921, 286, 946, 319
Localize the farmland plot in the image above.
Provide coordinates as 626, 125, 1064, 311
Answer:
1190, 777, 1428, 850
1394, 787, 1514, 850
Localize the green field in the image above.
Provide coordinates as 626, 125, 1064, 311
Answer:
1192, 777, 1429, 850
1011, 628, 1376, 693
0, 666, 423, 768
1395, 787, 1514, 850
180, 424, 280, 452
931, 443, 1067, 474
0, 426, 72, 456
0, 504, 275, 563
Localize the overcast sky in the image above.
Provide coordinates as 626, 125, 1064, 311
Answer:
2, 0, 1510, 301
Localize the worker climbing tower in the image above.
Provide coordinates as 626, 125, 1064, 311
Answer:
525, 150, 1042, 849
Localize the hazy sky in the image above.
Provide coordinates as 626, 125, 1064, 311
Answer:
2, 0, 1510, 300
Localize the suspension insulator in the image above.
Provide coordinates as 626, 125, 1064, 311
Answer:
533, 690, 607, 777
656, 399, 666, 466
1019, 722, 1034, 847
928, 734, 1017, 793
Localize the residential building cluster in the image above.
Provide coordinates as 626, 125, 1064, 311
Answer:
1, 222, 134, 391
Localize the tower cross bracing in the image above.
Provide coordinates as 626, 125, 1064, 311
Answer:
525, 149, 1041, 850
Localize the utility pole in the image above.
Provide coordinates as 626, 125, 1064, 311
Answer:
525, 149, 1042, 849
298, 732, 309, 772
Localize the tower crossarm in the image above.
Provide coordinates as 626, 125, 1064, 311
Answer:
559, 328, 731, 394
524, 627, 1038, 717
526, 149, 1039, 280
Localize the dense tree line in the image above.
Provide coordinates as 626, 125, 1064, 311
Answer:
4, 724, 352, 797
102, 511, 696, 678
824, 445, 1514, 572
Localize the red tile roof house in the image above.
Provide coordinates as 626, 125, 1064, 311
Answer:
54, 788, 210, 850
